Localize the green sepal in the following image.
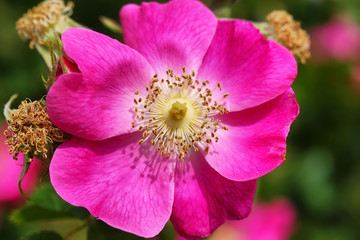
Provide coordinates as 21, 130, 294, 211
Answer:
43, 35, 60, 90
99, 16, 123, 34
3, 93, 18, 121
18, 154, 32, 200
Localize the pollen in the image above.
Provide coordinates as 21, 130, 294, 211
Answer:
132, 67, 230, 161
266, 10, 311, 63
4, 99, 64, 161
15, 0, 74, 49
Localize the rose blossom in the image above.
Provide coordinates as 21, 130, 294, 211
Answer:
310, 16, 360, 62
207, 199, 297, 240
46, 0, 299, 238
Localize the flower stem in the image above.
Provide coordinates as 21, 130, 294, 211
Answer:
64, 216, 94, 240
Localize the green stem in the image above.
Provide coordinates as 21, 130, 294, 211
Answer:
64, 217, 94, 240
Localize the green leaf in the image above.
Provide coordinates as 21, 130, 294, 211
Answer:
158, 222, 176, 240
24, 230, 64, 240
17, 218, 88, 240
87, 220, 143, 240
10, 205, 75, 225
0, 212, 19, 240
30, 184, 73, 211
29, 183, 89, 219
11, 183, 90, 233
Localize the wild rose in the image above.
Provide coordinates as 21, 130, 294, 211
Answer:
46, 0, 299, 238
207, 199, 297, 240
310, 16, 360, 62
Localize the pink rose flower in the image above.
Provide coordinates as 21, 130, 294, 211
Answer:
46, 0, 299, 238
205, 199, 296, 240
311, 16, 360, 62
0, 122, 41, 205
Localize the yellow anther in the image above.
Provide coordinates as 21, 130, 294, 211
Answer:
204, 146, 210, 153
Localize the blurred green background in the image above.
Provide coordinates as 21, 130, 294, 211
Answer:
1, 0, 360, 239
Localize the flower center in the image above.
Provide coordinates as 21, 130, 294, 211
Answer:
132, 67, 229, 161
168, 101, 187, 121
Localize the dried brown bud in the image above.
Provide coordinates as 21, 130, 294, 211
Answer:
266, 10, 311, 63
4, 100, 63, 161
16, 0, 74, 49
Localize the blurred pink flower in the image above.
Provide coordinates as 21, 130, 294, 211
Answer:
310, 16, 360, 62
207, 199, 297, 240
46, 0, 299, 238
0, 122, 41, 205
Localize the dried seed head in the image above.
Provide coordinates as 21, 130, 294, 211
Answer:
16, 0, 74, 49
266, 10, 311, 63
4, 100, 63, 161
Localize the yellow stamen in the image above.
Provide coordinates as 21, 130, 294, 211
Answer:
131, 67, 230, 161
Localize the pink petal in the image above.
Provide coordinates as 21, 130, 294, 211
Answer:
50, 133, 174, 238
197, 20, 297, 112
47, 28, 154, 140
0, 155, 41, 204
170, 152, 256, 239
208, 199, 297, 240
0, 123, 41, 204
230, 199, 297, 240
204, 88, 299, 181
120, 0, 217, 76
